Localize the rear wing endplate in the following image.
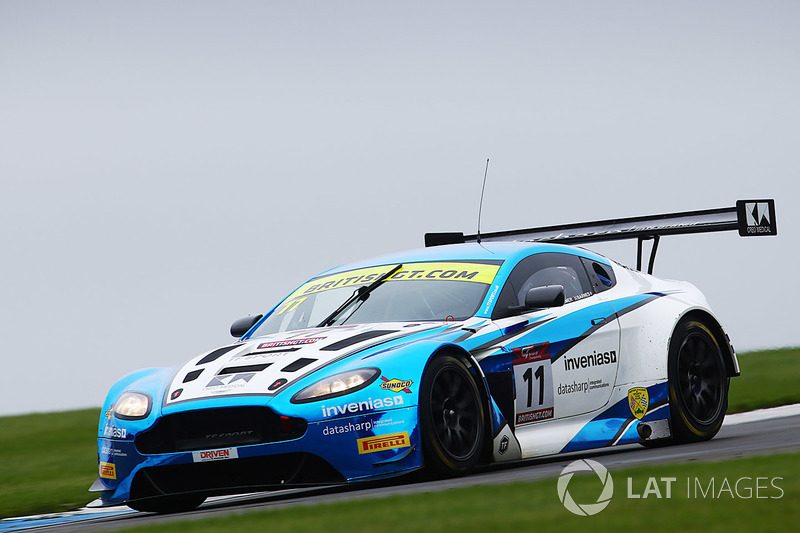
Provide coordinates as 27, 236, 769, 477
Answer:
425, 199, 777, 274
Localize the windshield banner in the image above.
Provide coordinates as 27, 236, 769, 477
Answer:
286, 261, 502, 302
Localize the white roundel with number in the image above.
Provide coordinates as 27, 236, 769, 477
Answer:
513, 343, 554, 425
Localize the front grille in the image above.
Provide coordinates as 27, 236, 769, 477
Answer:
130, 453, 344, 500
135, 407, 306, 454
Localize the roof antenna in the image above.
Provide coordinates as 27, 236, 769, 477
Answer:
477, 158, 490, 244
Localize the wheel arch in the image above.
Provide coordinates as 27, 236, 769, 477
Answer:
674, 309, 739, 377
424, 344, 504, 454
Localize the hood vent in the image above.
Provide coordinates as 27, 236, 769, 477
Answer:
320, 330, 397, 351
218, 363, 271, 375
196, 345, 241, 366
281, 358, 317, 373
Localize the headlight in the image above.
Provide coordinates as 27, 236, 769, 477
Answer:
291, 368, 380, 403
113, 392, 152, 420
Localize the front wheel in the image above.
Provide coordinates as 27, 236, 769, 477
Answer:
419, 355, 486, 475
666, 320, 729, 443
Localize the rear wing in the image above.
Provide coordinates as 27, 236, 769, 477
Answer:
425, 199, 777, 274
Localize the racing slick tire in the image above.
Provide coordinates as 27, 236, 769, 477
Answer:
127, 494, 206, 514
420, 354, 486, 475
664, 319, 729, 444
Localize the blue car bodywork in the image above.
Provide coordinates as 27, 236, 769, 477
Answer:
91, 241, 720, 505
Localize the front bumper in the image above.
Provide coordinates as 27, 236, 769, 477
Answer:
93, 403, 421, 505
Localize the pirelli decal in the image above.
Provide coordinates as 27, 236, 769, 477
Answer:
281, 262, 501, 312
357, 431, 411, 454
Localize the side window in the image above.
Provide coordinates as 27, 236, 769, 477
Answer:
492, 253, 593, 319
581, 258, 617, 293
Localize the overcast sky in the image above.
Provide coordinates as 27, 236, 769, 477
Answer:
1, 1, 796, 416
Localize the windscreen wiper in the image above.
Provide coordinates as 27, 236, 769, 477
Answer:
317, 264, 403, 327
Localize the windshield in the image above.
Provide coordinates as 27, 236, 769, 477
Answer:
252, 260, 503, 336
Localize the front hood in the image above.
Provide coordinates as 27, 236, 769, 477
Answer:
164, 322, 451, 406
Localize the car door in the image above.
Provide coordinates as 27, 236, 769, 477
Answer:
489, 252, 621, 425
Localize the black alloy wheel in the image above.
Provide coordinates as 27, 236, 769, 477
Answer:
667, 320, 729, 443
420, 355, 486, 475
677, 330, 725, 426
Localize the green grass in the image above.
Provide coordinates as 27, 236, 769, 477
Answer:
0, 408, 99, 518
0, 347, 797, 520
118, 452, 800, 533
728, 347, 800, 413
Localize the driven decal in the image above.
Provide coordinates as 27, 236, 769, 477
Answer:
192, 447, 239, 462
357, 432, 411, 454
513, 343, 555, 424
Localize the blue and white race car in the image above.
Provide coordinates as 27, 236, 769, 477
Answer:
93, 200, 776, 512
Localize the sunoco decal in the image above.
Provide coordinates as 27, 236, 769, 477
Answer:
380, 376, 413, 393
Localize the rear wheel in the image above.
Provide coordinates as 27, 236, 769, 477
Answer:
127, 494, 206, 514
420, 355, 486, 475
667, 320, 729, 443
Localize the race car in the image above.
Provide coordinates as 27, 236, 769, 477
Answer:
92, 199, 777, 513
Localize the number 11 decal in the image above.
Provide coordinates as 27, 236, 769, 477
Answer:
513, 343, 554, 425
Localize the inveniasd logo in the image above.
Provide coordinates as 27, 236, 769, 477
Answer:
557, 459, 614, 516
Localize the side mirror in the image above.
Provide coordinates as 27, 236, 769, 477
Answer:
524, 285, 565, 309
230, 315, 263, 338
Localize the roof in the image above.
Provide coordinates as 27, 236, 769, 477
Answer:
319, 241, 612, 276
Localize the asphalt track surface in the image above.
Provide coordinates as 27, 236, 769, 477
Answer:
4, 404, 800, 532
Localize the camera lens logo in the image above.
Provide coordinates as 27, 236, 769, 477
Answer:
557, 459, 614, 516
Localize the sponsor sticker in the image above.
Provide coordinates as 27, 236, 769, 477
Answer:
563, 349, 617, 371
192, 447, 239, 463
205, 373, 255, 391
320, 396, 404, 418
513, 342, 555, 425
321, 414, 405, 436
257, 338, 325, 350
380, 376, 413, 393
628, 387, 649, 420
736, 199, 777, 236
499, 435, 509, 455
103, 425, 127, 439
276, 262, 502, 316
100, 446, 128, 458
357, 432, 411, 454
99, 462, 117, 480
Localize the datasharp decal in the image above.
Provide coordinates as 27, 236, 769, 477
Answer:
257, 338, 325, 349
275, 262, 502, 316
557, 378, 610, 396
513, 343, 555, 425
320, 396, 404, 418
192, 447, 239, 462
628, 387, 649, 420
320, 414, 407, 437
380, 376, 413, 393
100, 446, 128, 458
99, 462, 116, 480
357, 432, 411, 454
